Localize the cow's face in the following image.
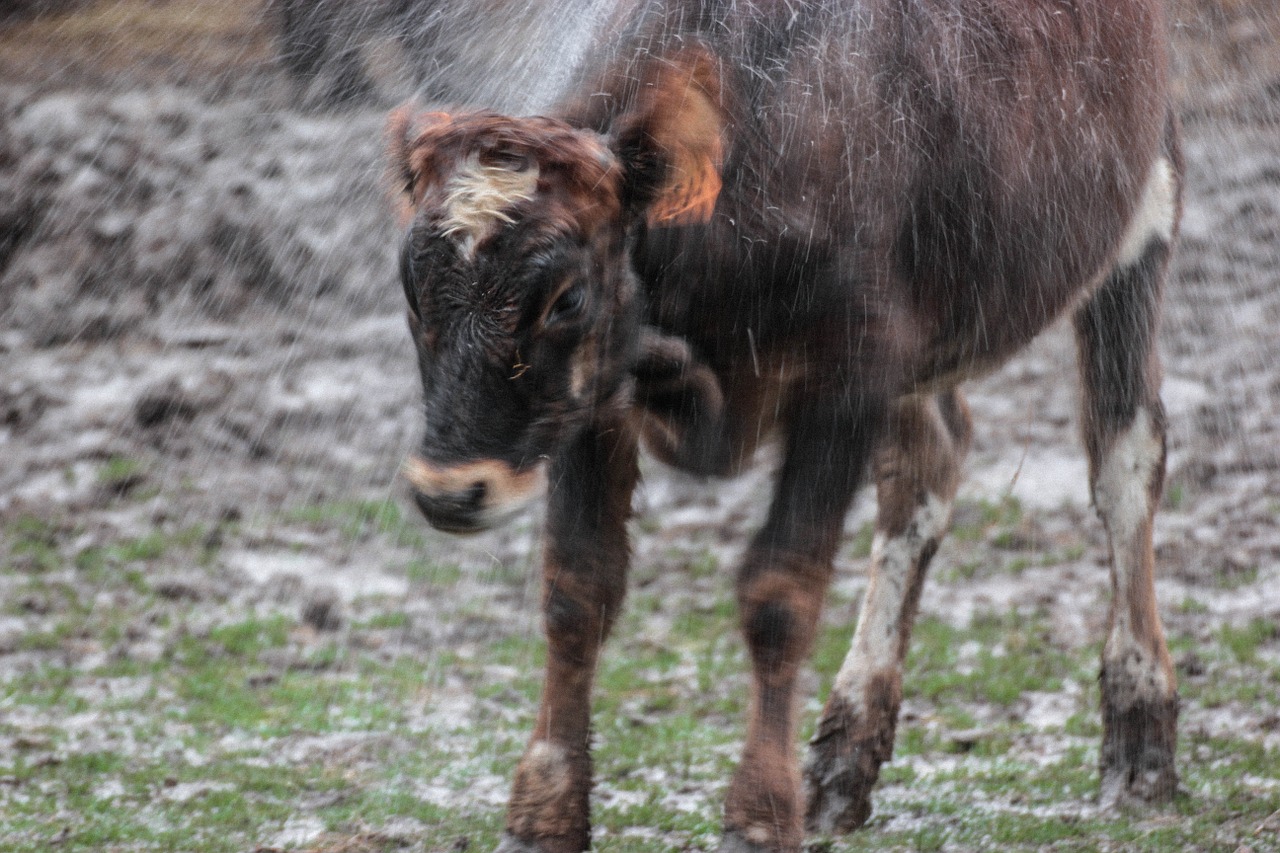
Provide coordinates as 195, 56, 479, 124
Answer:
389, 50, 726, 532
392, 114, 639, 532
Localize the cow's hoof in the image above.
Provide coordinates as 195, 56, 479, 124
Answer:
1099, 692, 1179, 809
716, 829, 780, 853
803, 707, 889, 833
1099, 762, 1178, 811
1099, 741, 1178, 811
494, 832, 549, 853
804, 747, 874, 835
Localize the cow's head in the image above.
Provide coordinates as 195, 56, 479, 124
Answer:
389, 49, 726, 533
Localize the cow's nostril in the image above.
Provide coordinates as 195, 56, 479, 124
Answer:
412, 489, 438, 519
466, 480, 487, 509
412, 487, 483, 534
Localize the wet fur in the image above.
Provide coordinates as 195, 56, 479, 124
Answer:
390, 1, 1182, 849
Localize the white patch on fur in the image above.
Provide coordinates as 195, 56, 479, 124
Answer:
439, 154, 539, 256
1095, 407, 1172, 701
1093, 408, 1161, 543
1116, 157, 1176, 267
1104, 622, 1174, 702
569, 359, 587, 398
568, 344, 595, 399
401, 455, 547, 528
523, 740, 572, 795
833, 494, 949, 703
478, 462, 548, 529
526, 740, 567, 769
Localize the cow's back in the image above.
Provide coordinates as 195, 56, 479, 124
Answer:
566, 0, 1172, 391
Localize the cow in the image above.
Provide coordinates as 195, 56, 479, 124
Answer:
386, 1, 1181, 850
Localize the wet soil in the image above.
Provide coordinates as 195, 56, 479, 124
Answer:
0, 0, 1278, 848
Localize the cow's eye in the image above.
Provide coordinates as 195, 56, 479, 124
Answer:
546, 284, 586, 326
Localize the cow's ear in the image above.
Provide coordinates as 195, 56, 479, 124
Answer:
386, 104, 453, 217
613, 47, 727, 227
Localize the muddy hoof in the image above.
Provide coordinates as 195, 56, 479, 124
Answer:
1099, 692, 1179, 809
494, 832, 549, 853
1099, 753, 1178, 810
803, 747, 873, 835
803, 703, 890, 834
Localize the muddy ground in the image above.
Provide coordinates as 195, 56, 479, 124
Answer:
0, 1, 1278, 851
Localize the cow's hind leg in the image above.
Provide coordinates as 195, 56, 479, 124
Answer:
804, 390, 971, 834
498, 421, 639, 853
1075, 152, 1180, 808
720, 396, 883, 853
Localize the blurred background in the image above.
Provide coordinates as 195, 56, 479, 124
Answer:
0, 2, 1277, 851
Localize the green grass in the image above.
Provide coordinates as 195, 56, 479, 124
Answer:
951, 496, 1024, 542
405, 558, 464, 587
5, 514, 63, 574
1164, 481, 1187, 510
285, 498, 429, 550
814, 608, 1086, 711
1218, 618, 1279, 665
4, 584, 1277, 852
2, 496, 1277, 852
0, 601, 472, 852
96, 454, 146, 489
1213, 562, 1261, 590
934, 497, 1091, 581
845, 522, 875, 561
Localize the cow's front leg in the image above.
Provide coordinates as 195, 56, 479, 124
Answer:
804, 390, 971, 833
720, 398, 883, 853
498, 420, 639, 853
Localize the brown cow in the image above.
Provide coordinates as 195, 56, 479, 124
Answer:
388, 1, 1181, 850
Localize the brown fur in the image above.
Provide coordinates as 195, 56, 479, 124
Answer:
391, 110, 623, 242
627, 46, 728, 226
806, 392, 970, 832
503, 418, 640, 851
728, 560, 832, 852
872, 394, 972, 538
388, 1, 1182, 849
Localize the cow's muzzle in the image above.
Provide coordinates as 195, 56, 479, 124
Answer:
401, 456, 547, 533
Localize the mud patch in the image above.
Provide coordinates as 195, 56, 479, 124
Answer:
0, 1, 1278, 851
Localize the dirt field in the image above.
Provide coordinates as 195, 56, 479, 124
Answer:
0, 1, 1277, 851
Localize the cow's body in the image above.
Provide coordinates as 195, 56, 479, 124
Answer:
388, 1, 1181, 850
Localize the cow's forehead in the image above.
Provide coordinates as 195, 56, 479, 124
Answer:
407, 114, 623, 249
434, 152, 542, 256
